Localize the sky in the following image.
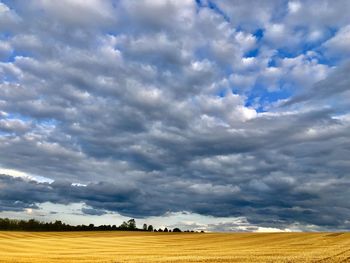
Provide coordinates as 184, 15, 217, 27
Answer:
0, 0, 350, 232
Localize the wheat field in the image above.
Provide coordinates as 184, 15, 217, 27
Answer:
0, 231, 349, 262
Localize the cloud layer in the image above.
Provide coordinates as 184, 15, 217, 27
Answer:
1, 0, 350, 231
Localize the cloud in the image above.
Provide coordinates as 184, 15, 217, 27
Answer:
323, 25, 350, 58
0, 2, 20, 32
2, 155, 350, 229
0, 0, 350, 231
81, 207, 107, 216
283, 61, 350, 106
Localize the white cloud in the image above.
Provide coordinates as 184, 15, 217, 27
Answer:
0, 2, 20, 31
256, 227, 292, 233
288, 1, 302, 14
35, 0, 115, 27
323, 25, 350, 57
0, 41, 12, 60
0, 167, 29, 178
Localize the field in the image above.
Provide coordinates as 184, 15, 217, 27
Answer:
0, 232, 350, 262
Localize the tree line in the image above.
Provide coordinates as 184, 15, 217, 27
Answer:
0, 218, 203, 232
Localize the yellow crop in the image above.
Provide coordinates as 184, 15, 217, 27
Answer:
0, 231, 349, 262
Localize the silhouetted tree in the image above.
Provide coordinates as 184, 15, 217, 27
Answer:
119, 221, 129, 230
127, 219, 136, 230
0, 217, 191, 233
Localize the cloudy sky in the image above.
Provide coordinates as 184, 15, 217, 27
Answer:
0, 0, 350, 232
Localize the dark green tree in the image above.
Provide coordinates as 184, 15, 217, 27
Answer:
127, 219, 136, 230
119, 221, 128, 230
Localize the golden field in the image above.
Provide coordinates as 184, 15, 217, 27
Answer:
0, 231, 349, 262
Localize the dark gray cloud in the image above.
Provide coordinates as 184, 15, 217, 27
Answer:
0, 0, 350, 231
1, 171, 350, 230
81, 208, 107, 216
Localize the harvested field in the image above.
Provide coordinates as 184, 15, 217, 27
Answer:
0, 231, 349, 262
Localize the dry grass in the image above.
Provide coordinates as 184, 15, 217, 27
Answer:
0, 231, 350, 262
